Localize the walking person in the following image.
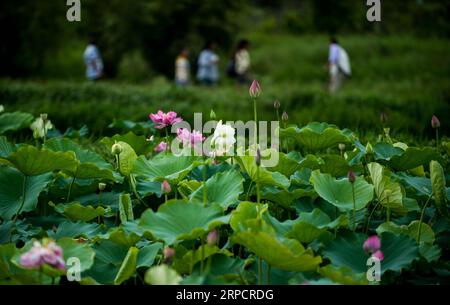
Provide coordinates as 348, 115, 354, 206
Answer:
328, 37, 351, 92
83, 37, 103, 81
197, 41, 219, 85
175, 48, 190, 87
233, 39, 251, 85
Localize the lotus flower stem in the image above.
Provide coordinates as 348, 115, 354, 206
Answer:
418, 194, 432, 244
365, 201, 381, 234
435, 129, 439, 151
10, 175, 28, 241
256, 166, 261, 205
386, 194, 390, 223
245, 181, 254, 201
200, 237, 205, 274
66, 173, 77, 203
351, 183, 356, 232
253, 98, 258, 147
165, 128, 170, 155
266, 264, 271, 285
203, 161, 207, 207
258, 257, 263, 285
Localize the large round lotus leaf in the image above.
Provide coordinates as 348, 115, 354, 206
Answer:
44, 138, 119, 181
367, 162, 403, 212
50, 201, 109, 222
231, 231, 322, 272
230, 201, 271, 233
114, 246, 138, 285
310, 170, 374, 211
279, 122, 351, 152
101, 132, 153, 156
133, 154, 200, 184
173, 245, 230, 274
136, 242, 163, 269
145, 264, 182, 285
373, 142, 404, 161
268, 152, 306, 177
58, 237, 95, 273
430, 160, 448, 217
234, 155, 289, 189
190, 169, 244, 210
0, 136, 16, 158
318, 265, 368, 285
261, 186, 315, 208
48, 221, 103, 240
3, 145, 78, 176
388, 147, 440, 171
0, 112, 33, 134
138, 200, 230, 245
376, 220, 435, 244
0, 166, 53, 220
324, 232, 419, 274
394, 172, 432, 197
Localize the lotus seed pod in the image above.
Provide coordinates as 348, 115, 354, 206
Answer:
98, 183, 106, 191
348, 170, 356, 184
112, 143, 123, 155
273, 99, 280, 109
282, 111, 288, 121
338, 143, 346, 151
431, 115, 440, 129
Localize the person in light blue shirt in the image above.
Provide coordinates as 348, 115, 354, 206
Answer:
83, 38, 103, 81
197, 41, 219, 85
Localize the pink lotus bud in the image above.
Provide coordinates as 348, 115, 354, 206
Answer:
363, 235, 381, 253
372, 250, 384, 261
281, 111, 288, 121
273, 99, 280, 109
154, 141, 168, 153
163, 247, 175, 260
207, 229, 219, 246
431, 115, 440, 129
347, 170, 356, 184
249, 80, 261, 98
161, 180, 171, 194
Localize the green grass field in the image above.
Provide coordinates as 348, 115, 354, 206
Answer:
1, 34, 449, 142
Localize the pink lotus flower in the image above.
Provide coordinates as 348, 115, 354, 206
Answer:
20, 239, 65, 271
249, 80, 261, 98
154, 141, 168, 153
363, 235, 381, 253
372, 250, 384, 261
177, 128, 205, 146
207, 229, 219, 246
161, 180, 171, 194
149, 110, 183, 129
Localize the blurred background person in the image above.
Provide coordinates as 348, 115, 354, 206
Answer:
175, 47, 190, 86
196, 41, 219, 85
234, 39, 251, 85
83, 37, 103, 81
327, 37, 351, 93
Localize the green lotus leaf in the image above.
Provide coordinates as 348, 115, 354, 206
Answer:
44, 138, 120, 181
430, 160, 448, 217
376, 220, 435, 244
367, 162, 404, 213
373, 142, 404, 161
318, 265, 368, 285
231, 231, 322, 272
190, 169, 244, 209
279, 122, 352, 152
3, 145, 78, 176
177, 180, 202, 198
0, 111, 33, 134
310, 170, 374, 211
114, 246, 138, 285
0, 243, 32, 284
261, 186, 316, 208
173, 245, 231, 274
138, 200, 230, 245
268, 152, 304, 177
230, 201, 271, 233
234, 155, 289, 189
319, 155, 356, 178
101, 132, 153, 156
136, 242, 163, 268
145, 264, 182, 285
101, 227, 142, 247
135, 179, 163, 198
388, 147, 440, 171
50, 201, 109, 222
58, 237, 95, 273
0, 136, 16, 158
116, 141, 138, 176
324, 232, 419, 274
0, 166, 53, 220
48, 221, 103, 240
118, 193, 134, 224
133, 154, 200, 184
394, 172, 432, 197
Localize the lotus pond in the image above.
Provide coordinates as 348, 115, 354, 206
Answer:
0, 96, 449, 285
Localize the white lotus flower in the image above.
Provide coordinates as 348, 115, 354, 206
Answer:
30, 117, 53, 139
211, 120, 236, 156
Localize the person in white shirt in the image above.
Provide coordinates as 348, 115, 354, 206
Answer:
328, 37, 351, 92
197, 41, 219, 85
83, 38, 103, 81
175, 48, 190, 86
234, 39, 251, 85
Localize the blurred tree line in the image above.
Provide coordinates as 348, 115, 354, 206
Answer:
1, 0, 448, 79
